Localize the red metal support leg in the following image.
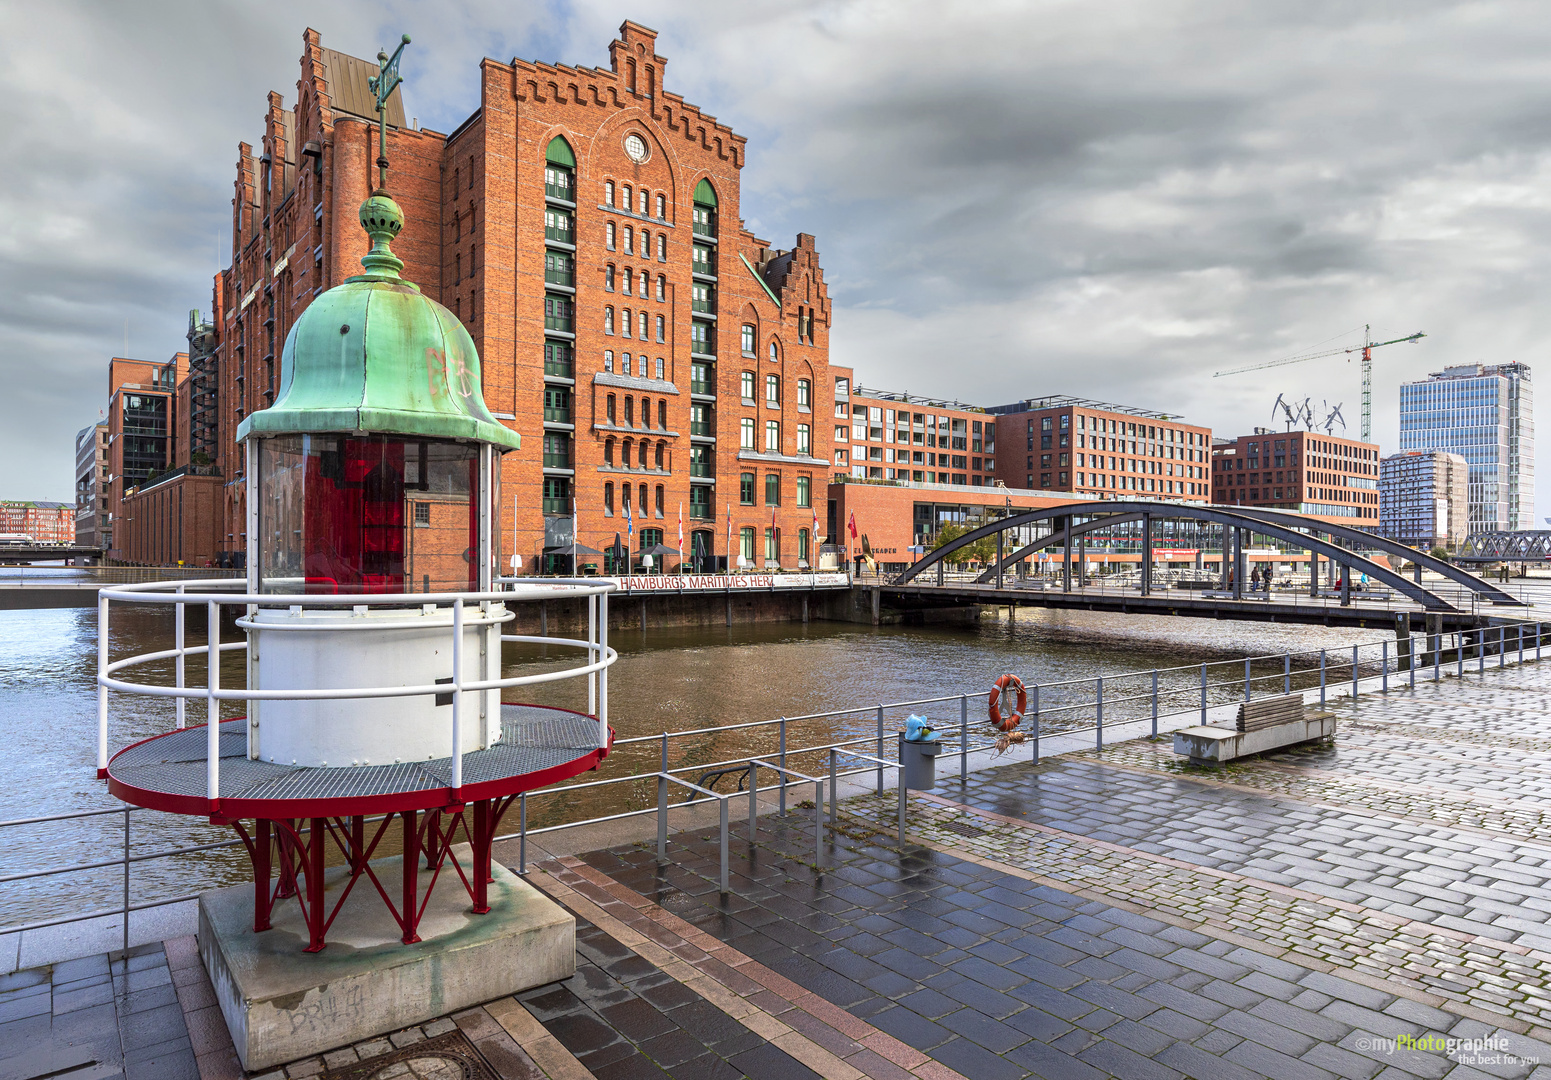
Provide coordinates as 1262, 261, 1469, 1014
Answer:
401, 809, 421, 944
275, 818, 298, 900
303, 817, 326, 952
350, 815, 365, 873
254, 819, 272, 932
471, 800, 491, 914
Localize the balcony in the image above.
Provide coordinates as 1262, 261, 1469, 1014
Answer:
544, 407, 573, 424
692, 299, 715, 314
544, 225, 574, 244
690, 379, 713, 396
689, 502, 714, 520
545, 181, 574, 203
543, 452, 572, 469
690, 458, 713, 478
544, 266, 575, 287
542, 497, 568, 514
693, 220, 715, 239
690, 421, 714, 437
544, 357, 575, 379
544, 312, 574, 333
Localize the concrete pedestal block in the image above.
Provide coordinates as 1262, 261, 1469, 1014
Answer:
1172, 714, 1336, 764
198, 843, 574, 1072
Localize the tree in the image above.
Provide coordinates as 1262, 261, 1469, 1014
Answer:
1429, 546, 1449, 562
931, 523, 997, 567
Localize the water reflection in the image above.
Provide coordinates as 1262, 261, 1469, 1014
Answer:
0, 602, 1378, 926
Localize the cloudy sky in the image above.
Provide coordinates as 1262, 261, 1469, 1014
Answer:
3, 0, 1550, 516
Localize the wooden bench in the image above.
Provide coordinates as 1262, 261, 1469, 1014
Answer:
1173, 693, 1336, 764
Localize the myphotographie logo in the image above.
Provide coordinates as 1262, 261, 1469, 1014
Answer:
1351, 1033, 1537, 1066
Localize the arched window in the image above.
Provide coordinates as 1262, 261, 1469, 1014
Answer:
639, 440, 649, 467
544, 137, 575, 200
622, 483, 632, 512
658, 399, 667, 428
655, 193, 666, 219
604, 307, 614, 335
655, 315, 665, 343
622, 438, 634, 466
741, 324, 756, 356
605, 180, 615, 207
624, 397, 634, 426
655, 442, 665, 471
606, 394, 616, 424
622, 185, 633, 210
639, 484, 648, 514
604, 438, 615, 466
638, 311, 648, 339
640, 230, 650, 258
624, 225, 634, 255
656, 275, 666, 301
657, 234, 666, 261
639, 269, 649, 296
640, 397, 651, 426
655, 485, 664, 516
453, 212, 461, 241
621, 308, 631, 339
454, 252, 461, 284
623, 352, 633, 376
603, 349, 614, 373
638, 188, 648, 215
768, 341, 779, 363
606, 221, 616, 250
655, 357, 665, 381
604, 482, 614, 515
622, 268, 632, 296
605, 265, 615, 292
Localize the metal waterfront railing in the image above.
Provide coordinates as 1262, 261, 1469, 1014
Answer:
5, 617, 1548, 959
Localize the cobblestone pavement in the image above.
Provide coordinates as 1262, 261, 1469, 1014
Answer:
0, 941, 198, 1080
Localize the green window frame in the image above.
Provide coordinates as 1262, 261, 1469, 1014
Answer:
740, 472, 756, 505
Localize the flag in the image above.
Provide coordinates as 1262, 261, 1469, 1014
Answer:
678, 502, 684, 574
625, 497, 633, 539
848, 511, 858, 540
726, 502, 733, 569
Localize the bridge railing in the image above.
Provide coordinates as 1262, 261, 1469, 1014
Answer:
0, 565, 245, 586
4, 621, 1547, 966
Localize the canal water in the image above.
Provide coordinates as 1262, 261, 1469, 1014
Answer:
0, 595, 1381, 929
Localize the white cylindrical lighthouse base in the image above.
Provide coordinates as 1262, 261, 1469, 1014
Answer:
243, 604, 506, 768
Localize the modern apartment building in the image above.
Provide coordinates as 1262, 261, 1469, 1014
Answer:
74, 422, 108, 549
1399, 363, 1534, 532
833, 372, 1000, 487
0, 502, 74, 544
985, 396, 1212, 502
101, 355, 185, 561
196, 22, 831, 573
1211, 430, 1381, 527
1379, 450, 1469, 550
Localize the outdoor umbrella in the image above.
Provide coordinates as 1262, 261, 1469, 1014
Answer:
640, 542, 680, 575
543, 541, 603, 577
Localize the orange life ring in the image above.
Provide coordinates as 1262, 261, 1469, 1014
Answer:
988, 674, 1027, 732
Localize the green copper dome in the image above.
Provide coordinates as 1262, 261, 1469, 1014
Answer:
236, 193, 519, 451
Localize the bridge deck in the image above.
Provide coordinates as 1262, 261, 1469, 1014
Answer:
884, 579, 1518, 629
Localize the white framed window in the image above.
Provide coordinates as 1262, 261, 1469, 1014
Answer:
605, 265, 615, 291
656, 275, 666, 301
740, 417, 755, 449
655, 357, 664, 380
657, 234, 666, 261
797, 424, 811, 455
605, 221, 615, 250
604, 307, 614, 335
741, 324, 755, 355
797, 379, 811, 408
741, 371, 755, 401
638, 310, 648, 339
655, 193, 666, 219
765, 420, 780, 451
621, 352, 632, 376
639, 188, 649, 215
624, 225, 634, 254
603, 350, 614, 373
766, 374, 779, 403
639, 269, 649, 295
655, 315, 665, 343
622, 267, 632, 296
768, 341, 778, 362
621, 308, 631, 338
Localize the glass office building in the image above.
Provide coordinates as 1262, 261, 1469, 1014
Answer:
1398, 363, 1533, 532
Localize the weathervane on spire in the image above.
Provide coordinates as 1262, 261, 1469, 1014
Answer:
367, 33, 411, 192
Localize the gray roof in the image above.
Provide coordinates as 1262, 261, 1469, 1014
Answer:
321, 48, 407, 128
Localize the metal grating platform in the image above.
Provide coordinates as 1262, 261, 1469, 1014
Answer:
108, 704, 605, 813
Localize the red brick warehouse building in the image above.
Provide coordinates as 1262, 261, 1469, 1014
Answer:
203, 22, 832, 572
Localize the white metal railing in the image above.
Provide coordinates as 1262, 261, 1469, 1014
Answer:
9, 612, 1546, 957
95, 577, 620, 804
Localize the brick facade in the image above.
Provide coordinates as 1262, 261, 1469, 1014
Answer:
1212, 430, 1381, 527
0, 502, 74, 545
193, 22, 834, 573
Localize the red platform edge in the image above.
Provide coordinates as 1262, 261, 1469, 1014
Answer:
105, 703, 613, 819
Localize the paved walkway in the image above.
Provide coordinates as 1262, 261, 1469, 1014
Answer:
8, 655, 1551, 1078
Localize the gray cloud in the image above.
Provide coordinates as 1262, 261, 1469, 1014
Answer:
4, 0, 1551, 519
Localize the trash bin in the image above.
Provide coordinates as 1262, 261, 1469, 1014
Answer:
902, 738, 943, 790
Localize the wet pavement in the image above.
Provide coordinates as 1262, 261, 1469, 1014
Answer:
8, 650, 1551, 1078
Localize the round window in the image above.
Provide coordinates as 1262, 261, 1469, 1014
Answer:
624, 134, 649, 164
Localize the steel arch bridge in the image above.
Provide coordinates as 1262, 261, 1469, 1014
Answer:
896, 500, 1519, 614
1458, 531, 1551, 564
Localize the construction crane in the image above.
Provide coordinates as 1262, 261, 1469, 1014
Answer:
1213, 325, 1425, 441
